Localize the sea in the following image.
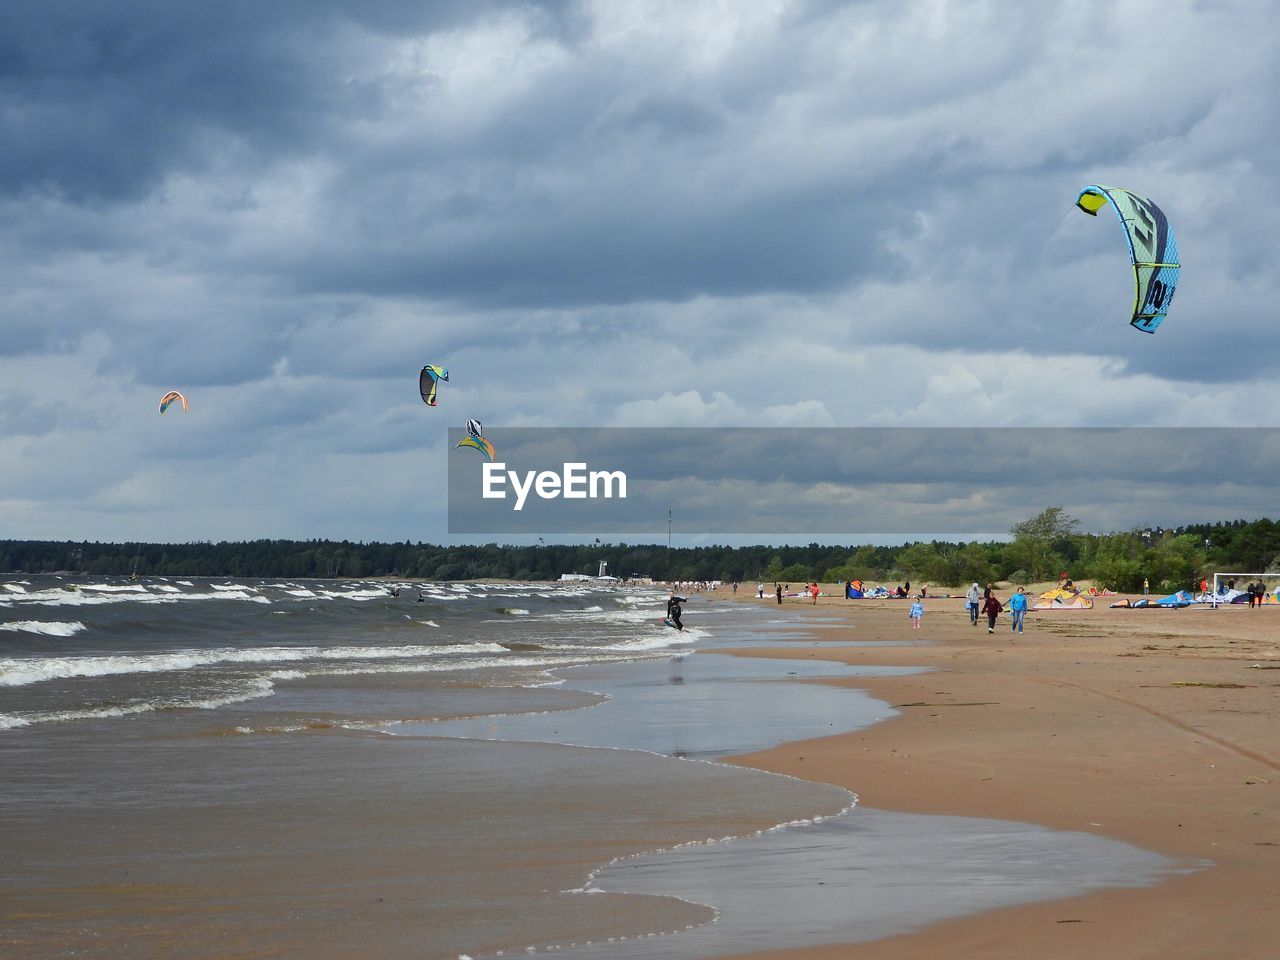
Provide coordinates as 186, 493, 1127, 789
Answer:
0, 575, 1190, 959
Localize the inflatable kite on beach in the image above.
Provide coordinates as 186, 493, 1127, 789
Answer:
158, 390, 188, 414
456, 418, 495, 460
419, 365, 448, 406
1075, 185, 1180, 333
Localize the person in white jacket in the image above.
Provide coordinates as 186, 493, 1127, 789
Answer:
966, 583, 981, 626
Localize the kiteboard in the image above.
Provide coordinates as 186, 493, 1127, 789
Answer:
662, 617, 681, 630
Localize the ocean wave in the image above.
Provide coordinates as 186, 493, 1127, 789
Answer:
0, 620, 87, 638
616, 594, 664, 606
8, 588, 271, 607
315, 589, 390, 601
2, 676, 281, 729
496, 608, 530, 616
0, 642, 510, 687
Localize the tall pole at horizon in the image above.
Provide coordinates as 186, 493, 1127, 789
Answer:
667, 505, 672, 550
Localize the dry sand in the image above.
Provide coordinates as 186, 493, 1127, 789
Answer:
714, 588, 1280, 959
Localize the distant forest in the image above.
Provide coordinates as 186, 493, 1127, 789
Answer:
3, 512, 1279, 593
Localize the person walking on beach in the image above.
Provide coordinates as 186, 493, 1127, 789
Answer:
810, 582, 820, 605
1009, 587, 1028, 634
908, 597, 924, 629
966, 583, 981, 626
776, 583, 783, 605
757, 582, 765, 599
982, 591, 1003, 634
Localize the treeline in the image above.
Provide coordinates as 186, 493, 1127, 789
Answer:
3, 511, 1278, 591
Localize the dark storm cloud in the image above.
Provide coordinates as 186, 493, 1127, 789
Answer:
0, 0, 574, 201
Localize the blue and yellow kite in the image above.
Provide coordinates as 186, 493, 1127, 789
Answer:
1075, 185, 1180, 334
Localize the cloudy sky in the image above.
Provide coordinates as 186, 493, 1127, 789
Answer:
2, 0, 1277, 544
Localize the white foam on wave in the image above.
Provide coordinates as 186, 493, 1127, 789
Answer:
9, 588, 271, 607
497, 608, 530, 616
0, 713, 32, 730
286, 589, 318, 597
0, 642, 511, 687
3, 584, 28, 593
539, 607, 663, 626
315, 588, 391, 601
0, 620, 87, 638
403, 616, 441, 627
81, 584, 147, 593
616, 594, 664, 607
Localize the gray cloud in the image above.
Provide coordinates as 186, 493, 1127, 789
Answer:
2, 0, 1279, 543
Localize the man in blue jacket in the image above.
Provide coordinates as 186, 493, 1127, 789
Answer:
1009, 587, 1028, 634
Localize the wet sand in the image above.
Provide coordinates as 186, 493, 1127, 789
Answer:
717, 591, 1280, 959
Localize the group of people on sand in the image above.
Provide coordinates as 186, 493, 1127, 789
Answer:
964, 583, 1029, 634
1244, 581, 1271, 608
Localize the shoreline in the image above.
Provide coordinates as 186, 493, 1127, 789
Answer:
711, 593, 1280, 959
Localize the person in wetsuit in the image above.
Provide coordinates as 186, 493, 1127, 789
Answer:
667, 593, 689, 631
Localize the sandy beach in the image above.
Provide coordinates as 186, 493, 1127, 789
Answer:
717, 587, 1280, 959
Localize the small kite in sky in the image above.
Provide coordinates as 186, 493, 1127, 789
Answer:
159, 390, 188, 414
420, 365, 449, 406
456, 418, 494, 460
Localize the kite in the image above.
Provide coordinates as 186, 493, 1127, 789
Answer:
456, 419, 493, 460
419, 365, 448, 406
456, 434, 496, 461
1075, 185, 1180, 334
159, 390, 188, 414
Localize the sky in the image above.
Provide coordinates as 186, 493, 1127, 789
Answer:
2, 0, 1278, 545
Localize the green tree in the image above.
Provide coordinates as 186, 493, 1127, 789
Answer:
1008, 506, 1081, 580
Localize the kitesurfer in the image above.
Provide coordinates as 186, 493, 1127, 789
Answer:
667, 593, 688, 631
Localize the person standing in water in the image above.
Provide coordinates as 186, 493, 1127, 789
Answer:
667, 593, 688, 631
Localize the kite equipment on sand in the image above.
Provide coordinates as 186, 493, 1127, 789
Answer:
1075, 185, 1180, 334
159, 391, 188, 414
1034, 588, 1093, 610
419, 366, 448, 406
